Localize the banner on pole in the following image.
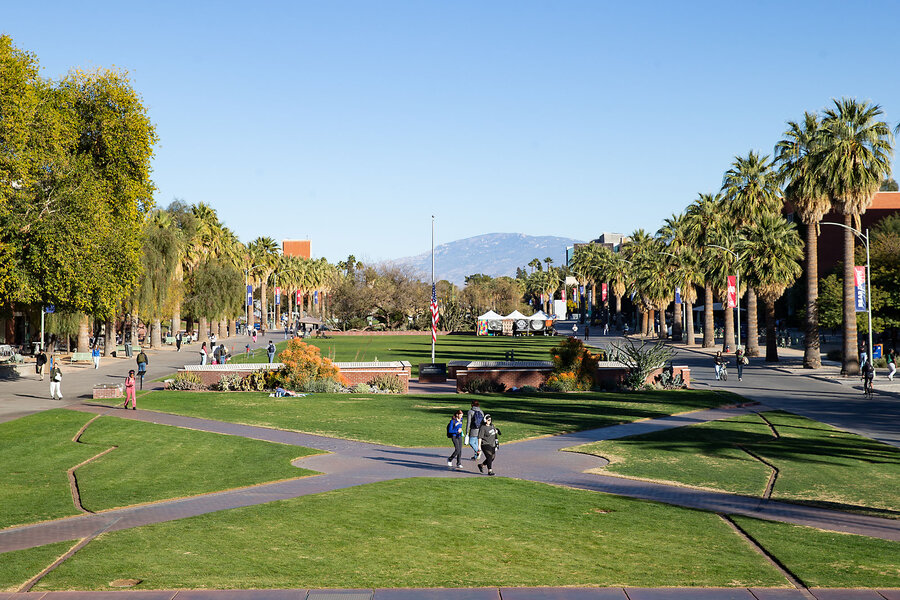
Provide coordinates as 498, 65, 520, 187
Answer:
246, 285, 253, 307
675, 287, 682, 305
727, 276, 737, 308
275, 287, 281, 306
296, 290, 302, 304
854, 266, 867, 312
601, 283, 608, 302
561, 288, 567, 302
313, 290, 319, 305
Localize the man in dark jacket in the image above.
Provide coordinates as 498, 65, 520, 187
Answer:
477, 414, 501, 476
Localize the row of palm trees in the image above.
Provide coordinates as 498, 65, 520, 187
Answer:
570, 98, 895, 372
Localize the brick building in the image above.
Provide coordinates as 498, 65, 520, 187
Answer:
282, 239, 311, 259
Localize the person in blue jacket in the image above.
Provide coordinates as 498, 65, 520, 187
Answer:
447, 410, 464, 469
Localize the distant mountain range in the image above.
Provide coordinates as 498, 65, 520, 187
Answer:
393, 233, 584, 285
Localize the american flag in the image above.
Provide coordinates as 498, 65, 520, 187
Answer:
430, 283, 439, 342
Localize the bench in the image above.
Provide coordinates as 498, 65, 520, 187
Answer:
165, 336, 175, 345
71, 352, 92, 363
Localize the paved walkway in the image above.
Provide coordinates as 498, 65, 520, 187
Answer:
0, 586, 898, 599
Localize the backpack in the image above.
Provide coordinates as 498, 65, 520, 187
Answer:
470, 409, 484, 429
446, 420, 454, 438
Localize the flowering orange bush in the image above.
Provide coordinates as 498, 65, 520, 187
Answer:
548, 338, 598, 390
278, 339, 348, 388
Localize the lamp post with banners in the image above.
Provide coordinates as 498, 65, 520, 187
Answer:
707, 244, 740, 352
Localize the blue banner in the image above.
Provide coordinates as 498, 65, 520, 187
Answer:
854, 267, 867, 312
314, 290, 319, 305
675, 287, 682, 305
246, 285, 253, 307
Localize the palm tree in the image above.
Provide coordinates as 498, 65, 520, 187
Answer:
741, 213, 803, 361
685, 193, 726, 347
722, 151, 782, 357
247, 237, 279, 332
775, 111, 831, 368
818, 98, 894, 375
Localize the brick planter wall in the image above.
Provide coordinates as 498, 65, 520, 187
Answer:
456, 361, 555, 391
177, 361, 411, 392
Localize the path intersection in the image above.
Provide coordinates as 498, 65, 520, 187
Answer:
1, 330, 899, 599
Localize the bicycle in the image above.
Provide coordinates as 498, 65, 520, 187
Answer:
719, 363, 728, 381
862, 375, 874, 399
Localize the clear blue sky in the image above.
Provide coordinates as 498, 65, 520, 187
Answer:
5, 1, 899, 264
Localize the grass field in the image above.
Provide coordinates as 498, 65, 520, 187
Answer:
133, 389, 731, 447
570, 410, 900, 516
233, 334, 565, 374
0, 410, 322, 529
0, 541, 75, 593
25, 478, 790, 591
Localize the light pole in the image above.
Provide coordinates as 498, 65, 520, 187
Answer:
708, 244, 740, 352
245, 265, 265, 334
820, 222, 873, 367
660, 251, 686, 341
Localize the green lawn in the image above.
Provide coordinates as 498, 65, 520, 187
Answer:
134, 389, 730, 447
570, 410, 900, 516
28, 478, 790, 591
732, 516, 900, 588
233, 334, 563, 375
0, 541, 75, 593
0, 409, 322, 529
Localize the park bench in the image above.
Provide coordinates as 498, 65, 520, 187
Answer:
165, 336, 175, 345
70, 352, 92, 363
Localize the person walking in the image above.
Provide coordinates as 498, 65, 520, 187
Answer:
735, 347, 747, 382
175, 331, 183, 352
35, 349, 47, 381
714, 351, 724, 380
860, 340, 868, 369
603, 322, 609, 336
252, 329, 258, 344
49, 361, 63, 400
218, 343, 228, 365
135, 350, 149, 389
200, 342, 208, 365
123, 369, 137, 410
477, 414, 502, 476
585, 325, 590, 340
887, 348, 896, 382
91, 344, 101, 369
212, 343, 221, 365
572, 323, 578, 337
465, 399, 485, 460
266, 341, 276, 363
446, 410, 464, 469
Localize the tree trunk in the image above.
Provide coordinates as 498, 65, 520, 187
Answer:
104, 316, 115, 356
685, 300, 695, 346
77, 314, 90, 353
723, 293, 735, 352
658, 303, 667, 340
228, 316, 236, 338
765, 296, 779, 362
746, 287, 760, 357
615, 294, 622, 316
130, 309, 139, 347
150, 318, 162, 349
591, 283, 597, 321
804, 219, 821, 368
260, 281, 269, 332
199, 317, 208, 342
841, 212, 859, 375
219, 318, 227, 339
703, 284, 715, 347
673, 297, 683, 341
640, 310, 647, 336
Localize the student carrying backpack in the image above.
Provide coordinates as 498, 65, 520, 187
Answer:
446, 410, 464, 469
465, 400, 485, 460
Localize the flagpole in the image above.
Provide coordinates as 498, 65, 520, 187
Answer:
431, 215, 435, 363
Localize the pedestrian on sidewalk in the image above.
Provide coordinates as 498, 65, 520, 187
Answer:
603, 322, 609, 336
266, 341, 276, 363
218, 343, 229, 365
200, 342, 208, 365
714, 351, 725, 380
35, 349, 47, 381
49, 362, 63, 400
477, 414, 501, 476
735, 347, 747, 382
245, 343, 251, 357
585, 325, 590, 340
175, 331, 183, 352
123, 370, 137, 410
860, 340, 868, 368
887, 348, 896, 382
91, 344, 101, 369
135, 350, 149, 389
447, 410, 464, 469
465, 399, 485, 460
252, 329, 257, 344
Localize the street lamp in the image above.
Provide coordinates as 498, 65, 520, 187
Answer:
707, 244, 740, 352
820, 222, 873, 368
245, 265, 266, 333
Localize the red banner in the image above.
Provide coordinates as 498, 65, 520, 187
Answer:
296, 290, 302, 303
601, 283, 608, 302
561, 288, 567, 302
727, 276, 737, 308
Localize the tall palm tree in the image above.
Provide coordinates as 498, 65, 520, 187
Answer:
685, 193, 726, 347
818, 98, 894, 375
741, 213, 804, 361
247, 237, 279, 332
775, 111, 831, 368
722, 151, 782, 357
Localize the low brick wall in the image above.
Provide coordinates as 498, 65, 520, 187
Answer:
177, 361, 412, 393
325, 330, 450, 336
93, 384, 124, 399
647, 365, 692, 388
456, 361, 555, 391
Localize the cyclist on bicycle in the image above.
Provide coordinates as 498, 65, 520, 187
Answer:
862, 360, 875, 396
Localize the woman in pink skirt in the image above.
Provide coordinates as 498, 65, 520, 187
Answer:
123, 369, 137, 410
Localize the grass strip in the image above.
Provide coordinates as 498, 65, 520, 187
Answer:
731, 516, 900, 588
569, 410, 900, 516
0, 409, 322, 527
0, 541, 78, 593
135, 389, 730, 447
33, 478, 788, 590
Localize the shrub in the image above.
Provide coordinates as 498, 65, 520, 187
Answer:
278, 339, 349, 389
539, 380, 566, 393
609, 340, 675, 391
367, 374, 404, 394
351, 383, 374, 394
213, 373, 245, 391
462, 378, 506, 394
549, 337, 598, 390
544, 371, 589, 392
298, 378, 346, 393
519, 385, 538, 393
654, 366, 685, 390
169, 372, 205, 390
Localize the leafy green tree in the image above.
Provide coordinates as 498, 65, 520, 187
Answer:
880, 178, 899, 191
818, 98, 894, 375
137, 210, 183, 348
183, 259, 244, 334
